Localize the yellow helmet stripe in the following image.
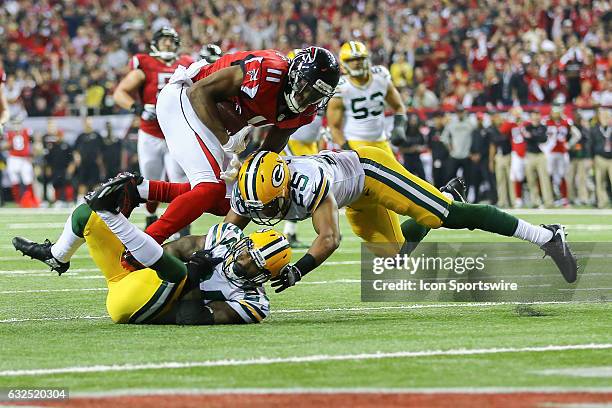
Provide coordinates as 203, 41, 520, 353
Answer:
245, 151, 267, 201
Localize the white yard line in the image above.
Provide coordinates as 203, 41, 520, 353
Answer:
0, 287, 107, 294
1, 344, 610, 377
536, 367, 612, 378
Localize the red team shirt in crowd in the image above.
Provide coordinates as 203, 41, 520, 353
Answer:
545, 118, 573, 154
188, 50, 317, 129
499, 121, 528, 157
130, 53, 194, 138
6, 129, 31, 158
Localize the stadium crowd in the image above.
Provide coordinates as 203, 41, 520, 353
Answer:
0, 0, 610, 208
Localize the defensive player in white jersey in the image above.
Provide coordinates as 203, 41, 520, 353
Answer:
225, 148, 578, 292
13, 173, 290, 325
327, 41, 407, 154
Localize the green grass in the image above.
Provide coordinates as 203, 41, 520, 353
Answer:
0, 208, 610, 392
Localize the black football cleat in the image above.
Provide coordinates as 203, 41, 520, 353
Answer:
440, 177, 467, 203
85, 172, 141, 214
540, 224, 577, 283
287, 233, 309, 249
120, 172, 146, 217
12, 237, 70, 275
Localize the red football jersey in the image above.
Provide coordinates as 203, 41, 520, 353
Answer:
545, 118, 572, 153
0, 68, 5, 84
129, 53, 194, 138
500, 121, 527, 157
187, 50, 317, 130
6, 129, 31, 157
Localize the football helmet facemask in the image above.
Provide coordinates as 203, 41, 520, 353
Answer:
237, 151, 291, 226
339, 41, 370, 78
223, 229, 291, 288
284, 46, 340, 113
150, 27, 180, 61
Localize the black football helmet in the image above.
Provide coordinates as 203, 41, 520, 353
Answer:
284, 47, 340, 113
149, 27, 180, 61
199, 44, 223, 64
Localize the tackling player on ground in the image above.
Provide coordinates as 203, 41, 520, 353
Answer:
13, 174, 290, 325
225, 148, 578, 292
113, 27, 193, 229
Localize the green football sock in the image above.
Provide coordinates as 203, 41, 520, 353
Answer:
150, 252, 187, 283
71, 203, 93, 238
443, 202, 518, 236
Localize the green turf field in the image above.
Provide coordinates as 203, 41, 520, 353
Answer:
0, 208, 610, 393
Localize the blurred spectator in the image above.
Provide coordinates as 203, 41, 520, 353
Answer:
591, 109, 612, 208
567, 113, 593, 205
491, 113, 513, 208
396, 113, 426, 180
101, 121, 125, 179
469, 113, 495, 203
411, 84, 439, 109
524, 111, 554, 208
424, 112, 448, 188
441, 106, 475, 187
44, 127, 75, 207
73, 117, 104, 199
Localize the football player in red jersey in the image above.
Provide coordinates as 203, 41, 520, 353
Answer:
499, 107, 528, 207
3, 120, 38, 207
142, 47, 340, 244
544, 105, 577, 206
113, 27, 193, 227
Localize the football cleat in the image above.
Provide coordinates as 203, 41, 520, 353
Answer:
440, 177, 467, 203
540, 224, 578, 283
120, 173, 146, 218
12, 237, 70, 275
85, 172, 141, 215
287, 233, 309, 249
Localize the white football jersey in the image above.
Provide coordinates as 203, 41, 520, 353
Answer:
200, 222, 269, 323
333, 66, 391, 142
231, 150, 365, 222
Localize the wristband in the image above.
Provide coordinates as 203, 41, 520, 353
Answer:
294, 253, 317, 276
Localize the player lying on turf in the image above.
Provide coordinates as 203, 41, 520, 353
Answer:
13, 175, 291, 325
224, 148, 578, 292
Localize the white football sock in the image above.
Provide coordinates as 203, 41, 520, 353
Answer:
283, 221, 297, 235
137, 179, 149, 200
50, 215, 85, 263
96, 210, 162, 266
512, 219, 554, 246
441, 192, 454, 201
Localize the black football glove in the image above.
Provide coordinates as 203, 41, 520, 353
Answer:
187, 249, 223, 279
270, 264, 302, 293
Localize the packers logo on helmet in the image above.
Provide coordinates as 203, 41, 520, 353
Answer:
223, 228, 292, 287
238, 151, 291, 226
339, 41, 370, 78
